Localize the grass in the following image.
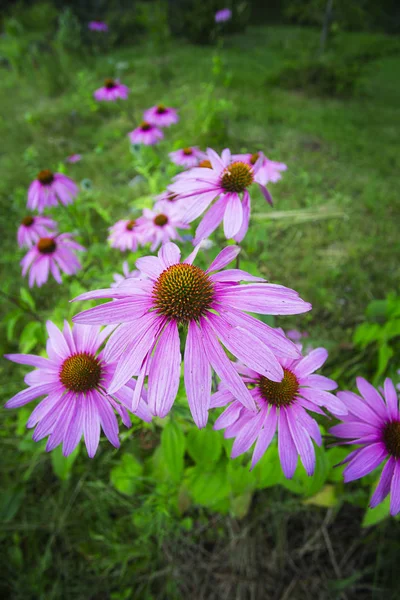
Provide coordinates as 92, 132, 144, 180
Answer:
1, 24, 400, 599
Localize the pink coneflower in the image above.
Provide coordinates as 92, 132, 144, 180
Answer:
128, 122, 164, 146
94, 79, 129, 102
215, 8, 232, 23
5, 321, 151, 457
88, 21, 108, 32
108, 219, 143, 252
66, 154, 82, 164
72, 242, 311, 428
330, 377, 400, 516
136, 202, 188, 251
213, 348, 344, 476
21, 234, 85, 288
168, 148, 274, 245
111, 261, 141, 288
143, 105, 179, 128
27, 170, 79, 213
17, 215, 57, 249
232, 151, 287, 185
169, 147, 207, 169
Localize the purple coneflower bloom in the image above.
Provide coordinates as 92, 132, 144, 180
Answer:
169, 147, 207, 169
136, 201, 188, 251
212, 348, 344, 476
5, 321, 151, 457
72, 242, 311, 428
111, 261, 141, 288
21, 234, 85, 288
215, 8, 232, 23
88, 21, 108, 32
94, 79, 129, 102
27, 170, 79, 213
330, 377, 400, 516
17, 215, 57, 249
128, 122, 164, 146
143, 105, 179, 128
168, 148, 274, 245
232, 151, 287, 185
66, 154, 82, 164
108, 219, 143, 252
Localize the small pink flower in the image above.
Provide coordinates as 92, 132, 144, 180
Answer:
128, 122, 164, 146
154, 190, 181, 204
232, 151, 287, 184
143, 105, 179, 128
21, 234, 85, 288
72, 242, 311, 427
17, 215, 57, 249
330, 378, 400, 516
108, 219, 143, 252
215, 8, 232, 23
88, 21, 108, 32
4, 321, 151, 457
168, 148, 274, 244
94, 79, 129, 102
136, 202, 188, 251
111, 261, 141, 288
66, 154, 82, 164
27, 170, 79, 213
213, 347, 343, 476
169, 147, 207, 168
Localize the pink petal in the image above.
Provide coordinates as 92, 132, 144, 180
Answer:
6, 383, 53, 409
370, 457, 395, 508
233, 190, 250, 243
231, 407, 267, 459
184, 321, 212, 428
73, 298, 151, 325
251, 406, 278, 468
95, 393, 120, 448
193, 195, 228, 244
5, 353, 53, 369
148, 321, 181, 418
210, 388, 235, 408
207, 245, 241, 272
158, 242, 181, 269
278, 408, 298, 479
390, 460, 400, 516
46, 320, 70, 358
356, 377, 387, 420
83, 391, 101, 457
223, 194, 243, 239
136, 256, 165, 280
343, 443, 387, 482
214, 402, 243, 430
210, 269, 265, 283
300, 374, 337, 391
63, 397, 83, 456
384, 378, 399, 420
286, 408, 315, 475
292, 348, 328, 378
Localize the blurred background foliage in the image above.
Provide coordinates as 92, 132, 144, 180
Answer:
1, 0, 400, 599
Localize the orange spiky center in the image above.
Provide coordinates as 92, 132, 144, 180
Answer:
22, 216, 35, 227
152, 263, 215, 323
199, 159, 212, 168
183, 147, 193, 155
126, 220, 137, 231
104, 78, 116, 89
250, 152, 260, 165
258, 368, 299, 407
154, 214, 168, 227
37, 169, 54, 185
156, 104, 167, 114
60, 352, 102, 393
221, 162, 254, 193
37, 237, 56, 254
140, 121, 152, 131
383, 421, 400, 458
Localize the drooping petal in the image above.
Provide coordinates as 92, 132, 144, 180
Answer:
5, 383, 54, 409
223, 194, 243, 239
231, 406, 267, 459
384, 378, 399, 421
291, 348, 328, 378
286, 408, 316, 476
390, 460, 400, 516
278, 408, 298, 479
147, 321, 181, 418
193, 195, 228, 245
210, 388, 235, 408
233, 190, 250, 244
214, 402, 243, 430
370, 457, 395, 508
62, 397, 83, 456
343, 443, 387, 482
184, 321, 211, 428
95, 393, 120, 448
251, 406, 277, 468
83, 391, 101, 458
206, 245, 241, 273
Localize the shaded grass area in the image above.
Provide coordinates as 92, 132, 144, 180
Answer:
1, 26, 400, 599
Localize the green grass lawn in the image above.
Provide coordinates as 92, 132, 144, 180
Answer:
1, 25, 400, 599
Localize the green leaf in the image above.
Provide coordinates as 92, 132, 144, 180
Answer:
230, 491, 252, 519
19, 321, 42, 354
353, 322, 381, 347
376, 343, 393, 377
160, 420, 185, 482
184, 461, 230, 508
362, 495, 390, 527
227, 461, 255, 495
304, 484, 338, 507
281, 444, 329, 498
51, 444, 80, 481
20, 287, 36, 311
110, 454, 143, 495
186, 427, 222, 466
252, 442, 283, 489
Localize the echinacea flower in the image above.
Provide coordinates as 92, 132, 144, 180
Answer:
94, 79, 129, 102
212, 347, 344, 476
128, 122, 164, 146
330, 377, 400, 516
5, 321, 151, 457
169, 147, 206, 168
27, 170, 79, 213
215, 8, 232, 23
17, 215, 57, 249
21, 234, 85, 288
66, 154, 82, 163
136, 201, 188, 251
108, 219, 143, 252
72, 242, 311, 428
168, 148, 274, 245
111, 261, 141, 288
232, 151, 287, 185
88, 21, 108, 32
143, 105, 179, 128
